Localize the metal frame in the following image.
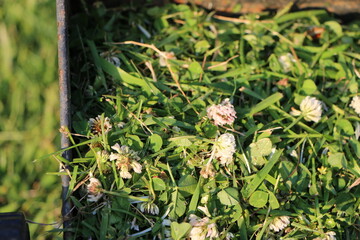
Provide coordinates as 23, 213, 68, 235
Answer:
56, 0, 72, 239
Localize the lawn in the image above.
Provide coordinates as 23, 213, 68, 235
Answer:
0, 0, 61, 239
59, 2, 360, 239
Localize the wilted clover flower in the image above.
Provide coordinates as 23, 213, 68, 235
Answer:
269, 216, 290, 232
290, 96, 322, 123
109, 143, 142, 179
207, 99, 237, 126
100, 51, 121, 67
87, 177, 103, 202
200, 164, 216, 179
138, 201, 159, 215
278, 53, 295, 73
88, 115, 112, 135
350, 96, 360, 116
188, 214, 219, 240
214, 133, 236, 166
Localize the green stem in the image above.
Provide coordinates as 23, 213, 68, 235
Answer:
283, 115, 303, 132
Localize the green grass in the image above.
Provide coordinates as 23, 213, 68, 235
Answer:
62, 2, 360, 239
0, 0, 61, 239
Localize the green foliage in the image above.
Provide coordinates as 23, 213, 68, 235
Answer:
62, 2, 360, 239
171, 222, 191, 240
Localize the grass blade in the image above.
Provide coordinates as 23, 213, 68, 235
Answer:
241, 149, 283, 198
246, 92, 283, 117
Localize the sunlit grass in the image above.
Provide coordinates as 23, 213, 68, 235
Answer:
0, 0, 61, 238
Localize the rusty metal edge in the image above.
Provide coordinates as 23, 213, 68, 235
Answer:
56, 0, 72, 239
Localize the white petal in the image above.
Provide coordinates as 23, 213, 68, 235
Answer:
87, 193, 103, 202
111, 143, 122, 153
152, 204, 159, 215
109, 153, 119, 161
355, 122, 360, 140
290, 107, 302, 116
197, 206, 211, 217
131, 161, 142, 174
120, 170, 132, 179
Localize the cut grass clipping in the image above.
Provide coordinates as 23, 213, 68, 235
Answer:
56, 2, 360, 239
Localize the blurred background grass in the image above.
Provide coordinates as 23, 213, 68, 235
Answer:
0, 0, 61, 239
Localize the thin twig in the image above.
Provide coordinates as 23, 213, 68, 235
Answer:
207, 55, 239, 70
72, 175, 90, 193
199, 55, 207, 82
258, 127, 283, 133
289, 46, 304, 74
145, 61, 157, 82
213, 15, 274, 24
219, 125, 245, 136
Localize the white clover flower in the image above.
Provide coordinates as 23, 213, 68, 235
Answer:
188, 214, 219, 240
278, 53, 295, 73
269, 216, 290, 232
350, 96, 360, 116
109, 143, 142, 179
214, 133, 236, 166
200, 164, 216, 179
290, 96, 322, 123
206, 223, 218, 239
88, 115, 112, 135
325, 231, 336, 240
207, 99, 237, 126
189, 226, 206, 240
87, 177, 103, 203
138, 201, 159, 215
